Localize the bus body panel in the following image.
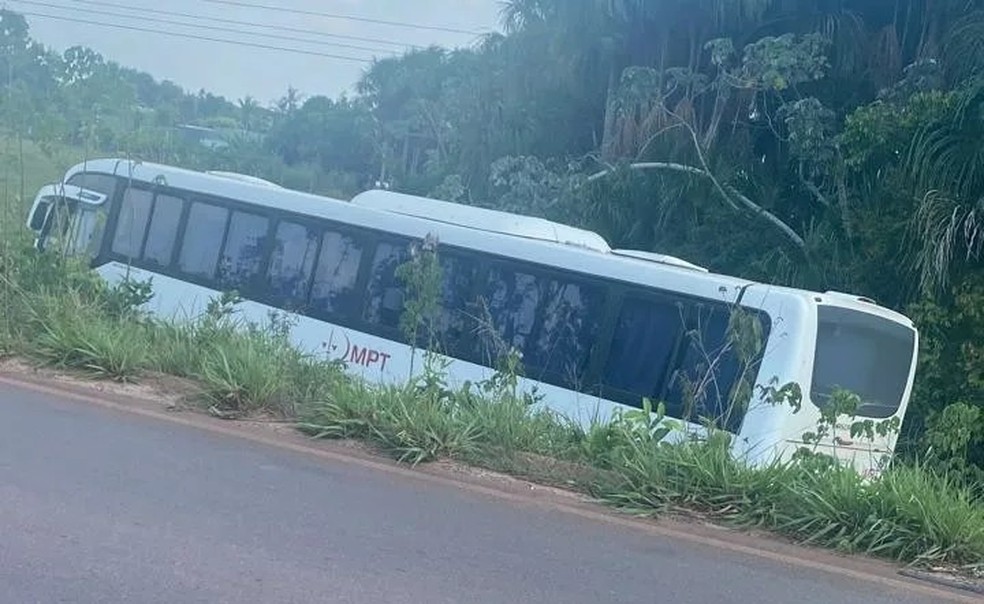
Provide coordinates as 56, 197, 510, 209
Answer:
725, 286, 812, 467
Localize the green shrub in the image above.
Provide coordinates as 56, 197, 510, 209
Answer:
25, 289, 150, 381
143, 298, 347, 416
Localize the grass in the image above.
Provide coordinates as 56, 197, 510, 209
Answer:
0, 136, 86, 203
296, 374, 578, 465
28, 290, 151, 381
0, 142, 981, 571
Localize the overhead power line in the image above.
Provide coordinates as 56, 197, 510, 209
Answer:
57, 0, 422, 50
14, 10, 376, 63
200, 0, 482, 36
9, 0, 401, 55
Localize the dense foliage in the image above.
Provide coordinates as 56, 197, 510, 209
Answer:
1, 3, 982, 480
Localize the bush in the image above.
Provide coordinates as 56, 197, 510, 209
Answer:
25, 289, 150, 381
905, 279, 984, 482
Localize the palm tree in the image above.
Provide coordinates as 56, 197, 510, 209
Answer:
276, 86, 303, 117
908, 78, 984, 293
237, 95, 258, 133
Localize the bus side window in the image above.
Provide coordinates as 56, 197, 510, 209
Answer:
474, 265, 543, 366
310, 229, 365, 320
266, 221, 319, 305
111, 187, 153, 260
432, 252, 479, 356
178, 202, 228, 279
472, 265, 605, 390
663, 305, 752, 429
142, 194, 184, 268
217, 210, 269, 291
601, 295, 687, 409
526, 277, 605, 390
363, 239, 411, 329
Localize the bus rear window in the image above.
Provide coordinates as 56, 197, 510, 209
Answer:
810, 306, 915, 419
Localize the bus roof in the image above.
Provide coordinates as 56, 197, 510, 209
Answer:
610, 249, 709, 272
205, 171, 283, 188
349, 189, 612, 252
66, 159, 351, 218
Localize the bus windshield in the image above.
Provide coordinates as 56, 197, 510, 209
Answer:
810, 306, 916, 419
31, 172, 117, 257
40, 197, 101, 256
31, 189, 107, 259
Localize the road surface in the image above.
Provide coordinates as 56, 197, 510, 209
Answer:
0, 380, 963, 603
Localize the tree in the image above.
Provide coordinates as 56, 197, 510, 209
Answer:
237, 96, 258, 133
275, 86, 304, 117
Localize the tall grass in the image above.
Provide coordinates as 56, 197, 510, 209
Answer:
26, 288, 151, 380
148, 309, 346, 417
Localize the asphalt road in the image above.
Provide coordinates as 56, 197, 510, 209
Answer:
0, 382, 959, 604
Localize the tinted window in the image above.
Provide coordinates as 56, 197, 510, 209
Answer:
42, 200, 104, 258
473, 265, 606, 388
476, 266, 543, 364
432, 253, 479, 355
66, 172, 118, 197
142, 194, 184, 267
217, 211, 269, 290
811, 306, 915, 419
602, 296, 686, 406
664, 304, 767, 431
111, 187, 153, 258
267, 221, 319, 303
178, 202, 228, 278
526, 278, 605, 389
310, 230, 365, 318
364, 240, 410, 328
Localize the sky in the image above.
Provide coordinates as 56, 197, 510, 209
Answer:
14, 0, 502, 104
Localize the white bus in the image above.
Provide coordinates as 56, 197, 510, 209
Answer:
25, 159, 920, 475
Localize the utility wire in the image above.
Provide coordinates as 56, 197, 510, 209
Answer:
13, 10, 376, 62
200, 0, 482, 35
57, 0, 422, 49
9, 0, 400, 55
